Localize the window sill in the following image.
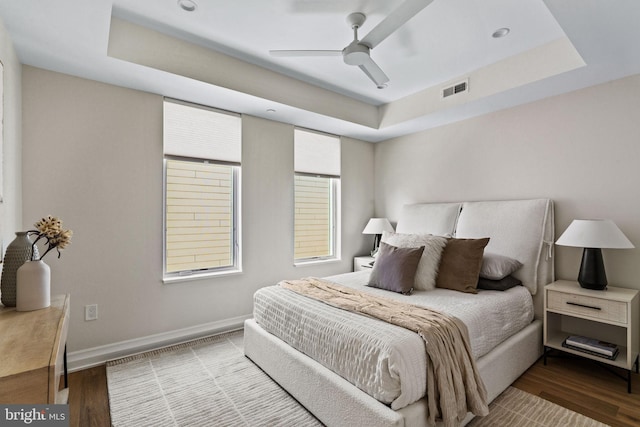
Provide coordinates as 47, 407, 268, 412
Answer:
294, 258, 341, 267
163, 268, 242, 284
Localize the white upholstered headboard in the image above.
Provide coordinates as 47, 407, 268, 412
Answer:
396, 202, 462, 236
396, 199, 555, 317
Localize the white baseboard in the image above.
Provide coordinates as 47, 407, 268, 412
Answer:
67, 314, 252, 372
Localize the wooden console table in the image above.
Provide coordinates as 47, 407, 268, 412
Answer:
0, 294, 70, 403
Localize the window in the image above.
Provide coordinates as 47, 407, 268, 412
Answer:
163, 99, 241, 279
294, 129, 340, 262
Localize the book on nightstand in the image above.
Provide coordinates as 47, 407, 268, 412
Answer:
562, 335, 619, 360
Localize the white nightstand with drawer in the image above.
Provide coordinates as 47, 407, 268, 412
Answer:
353, 256, 375, 272
543, 280, 639, 392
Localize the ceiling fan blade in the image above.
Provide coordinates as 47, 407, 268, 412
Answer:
358, 56, 389, 87
360, 0, 433, 49
270, 50, 342, 57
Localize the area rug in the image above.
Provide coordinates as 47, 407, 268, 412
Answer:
107, 330, 608, 427
466, 386, 608, 427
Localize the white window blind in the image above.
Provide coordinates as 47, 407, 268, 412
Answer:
164, 99, 241, 163
294, 128, 340, 261
294, 129, 340, 177
163, 99, 241, 279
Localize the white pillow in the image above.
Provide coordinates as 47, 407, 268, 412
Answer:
381, 231, 448, 290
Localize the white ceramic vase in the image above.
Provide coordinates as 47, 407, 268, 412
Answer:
16, 260, 51, 311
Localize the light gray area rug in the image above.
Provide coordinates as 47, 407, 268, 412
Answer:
107, 330, 609, 427
467, 386, 609, 427
107, 330, 322, 426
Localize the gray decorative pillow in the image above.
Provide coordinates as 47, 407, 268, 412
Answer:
478, 275, 522, 291
480, 252, 523, 280
368, 242, 425, 294
381, 231, 448, 291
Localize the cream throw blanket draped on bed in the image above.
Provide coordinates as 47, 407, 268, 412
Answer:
279, 278, 489, 427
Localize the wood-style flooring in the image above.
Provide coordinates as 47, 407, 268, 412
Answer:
68, 355, 640, 427
512, 355, 640, 427
68, 365, 111, 427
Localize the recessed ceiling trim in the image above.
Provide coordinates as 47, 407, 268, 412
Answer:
379, 37, 585, 129
107, 16, 379, 129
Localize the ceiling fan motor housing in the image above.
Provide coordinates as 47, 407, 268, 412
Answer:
343, 41, 370, 66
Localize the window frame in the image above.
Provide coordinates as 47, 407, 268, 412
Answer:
162, 154, 242, 282
293, 127, 341, 264
293, 172, 340, 263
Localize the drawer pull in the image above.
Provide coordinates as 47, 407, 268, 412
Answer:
566, 301, 601, 310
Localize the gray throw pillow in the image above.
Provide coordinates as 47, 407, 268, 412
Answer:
480, 252, 523, 280
368, 242, 425, 294
380, 231, 447, 290
477, 275, 522, 291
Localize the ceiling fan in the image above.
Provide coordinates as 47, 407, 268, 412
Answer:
270, 0, 434, 88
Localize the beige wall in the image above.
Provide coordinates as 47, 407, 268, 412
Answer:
0, 17, 23, 245
375, 74, 640, 290
18, 39, 640, 361
21, 66, 374, 355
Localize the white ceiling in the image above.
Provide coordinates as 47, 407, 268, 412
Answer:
112, 0, 566, 104
2, 0, 640, 142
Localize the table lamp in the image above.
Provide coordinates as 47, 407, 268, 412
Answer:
362, 218, 394, 256
555, 219, 634, 290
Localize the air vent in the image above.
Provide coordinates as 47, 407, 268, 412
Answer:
442, 80, 469, 99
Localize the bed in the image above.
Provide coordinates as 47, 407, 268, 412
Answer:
244, 199, 555, 427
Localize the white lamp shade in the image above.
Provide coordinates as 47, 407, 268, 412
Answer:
556, 219, 634, 249
362, 218, 394, 235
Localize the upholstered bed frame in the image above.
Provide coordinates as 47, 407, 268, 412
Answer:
245, 199, 555, 427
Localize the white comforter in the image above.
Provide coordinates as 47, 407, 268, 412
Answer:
252, 270, 534, 410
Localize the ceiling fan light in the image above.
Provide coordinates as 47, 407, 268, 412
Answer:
342, 42, 370, 66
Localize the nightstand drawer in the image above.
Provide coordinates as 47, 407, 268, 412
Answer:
547, 290, 628, 324
354, 256, 374, 272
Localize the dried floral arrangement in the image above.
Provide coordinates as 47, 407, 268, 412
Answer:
27, 216, 73, 261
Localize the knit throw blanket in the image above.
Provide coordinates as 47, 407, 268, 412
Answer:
279, 278, 489, 427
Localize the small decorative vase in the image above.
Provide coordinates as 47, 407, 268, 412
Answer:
16, 260, 51, 311
1, 231, 39, 307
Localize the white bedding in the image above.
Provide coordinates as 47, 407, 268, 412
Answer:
252, 270, 534, 411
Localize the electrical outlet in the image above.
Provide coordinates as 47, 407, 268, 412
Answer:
85, 304, 98, 321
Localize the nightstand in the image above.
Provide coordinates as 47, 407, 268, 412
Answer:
543, 280, 639, 392
354, 256, 375, 272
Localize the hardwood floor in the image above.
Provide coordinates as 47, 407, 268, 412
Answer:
69, 355, 640, 427
68, 366, 111, 427
512, 355, 640, 427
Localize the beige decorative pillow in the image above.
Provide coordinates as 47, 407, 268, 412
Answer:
368, 242, 424, 294
436, 238, 490, 293
381, 231, 448, 290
